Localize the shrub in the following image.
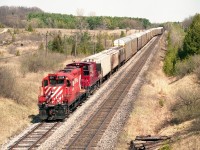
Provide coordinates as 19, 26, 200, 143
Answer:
120, 31, 126, 37
175, 55, 200, 77
20, 50, 66, 74
171, 88, 200, 123
175, 60, 191, 77
0, 66, 16, 99
26, 24, 34, 32
159, 99, 164, 107
163, 23, 185, 76
48, 34, 64, 53
16, 50, 20, 56
0, 23, 4, 28
194, 66, 200, 80
160, 144, 171, 150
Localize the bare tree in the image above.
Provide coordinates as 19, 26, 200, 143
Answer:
88, 11, 96, 17
182, 16, 193, 30
76, 8, 88, 32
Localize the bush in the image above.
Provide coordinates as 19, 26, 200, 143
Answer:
175, 60, 192, 77
0, 23, 4, 28
16, 50, 20, 56
120, 31, 126, 37
194, 66, 200, 80
175, 55, 200, 77
0, 66, 16, 99
171, 88, 200, 124
20, 50, 66, 74
26, 24, 34, 32
159, 99, 164, 107
163, 23, 185, 76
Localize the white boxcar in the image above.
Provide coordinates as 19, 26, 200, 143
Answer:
144, 30, 151, 43
135, 32, 142, 50
126, 34, 138, 55
112, 46, 125, 65
82, 51, 111, 79
103, 48, 119, 71
114, 37, 133, 61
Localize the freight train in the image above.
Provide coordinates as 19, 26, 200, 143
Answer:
38, 27, 163, 120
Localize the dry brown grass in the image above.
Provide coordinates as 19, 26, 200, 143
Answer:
0, 97, 37, 145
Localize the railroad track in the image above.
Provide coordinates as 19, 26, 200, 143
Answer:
8, 121, 62, 150
65, 35, 161, 149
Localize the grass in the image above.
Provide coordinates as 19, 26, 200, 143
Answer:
0, 97, 37, 145
20, 50, 66, 74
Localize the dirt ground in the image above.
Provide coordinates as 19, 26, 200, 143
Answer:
116, 34, 200, 150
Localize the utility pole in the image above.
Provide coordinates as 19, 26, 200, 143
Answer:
64, 34, 67, 55
45, 31, 48, 56
93, 34, 96, 54
74, 34, 77, 57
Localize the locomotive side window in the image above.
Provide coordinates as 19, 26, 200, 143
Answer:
83, 65, 89, 70
83, 71, 89, 75
83, 65, 89, 76
66, 80, 71, 87
43, 80, 48, 87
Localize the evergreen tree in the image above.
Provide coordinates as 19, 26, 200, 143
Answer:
51, 35, 64, 53
182, 14, 200, 58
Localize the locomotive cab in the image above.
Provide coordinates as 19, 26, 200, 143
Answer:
38, 68, 82, 120
66, 62, 100, 93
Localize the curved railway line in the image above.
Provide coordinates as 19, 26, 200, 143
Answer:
8, 122, 62, 150
65, 35, 161, 149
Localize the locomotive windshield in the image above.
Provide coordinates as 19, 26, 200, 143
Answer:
49, 79, 64, 85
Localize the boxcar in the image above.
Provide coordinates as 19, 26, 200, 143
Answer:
126, 35, 138, 55
82, 51, 111, 80
103, 48, 119, 72
114, 37, 133, 61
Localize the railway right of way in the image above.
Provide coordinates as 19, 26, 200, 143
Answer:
64, 35, 161, 150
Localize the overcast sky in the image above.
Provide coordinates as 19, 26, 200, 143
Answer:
0, 0, 200, 23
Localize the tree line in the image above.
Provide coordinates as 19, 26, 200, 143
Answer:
27, 12, 151, 30
0, 6, 151, 30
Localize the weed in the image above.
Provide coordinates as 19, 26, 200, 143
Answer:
16, 50, 20, 56
159, 144, 171, 150
159, 99, 164, 107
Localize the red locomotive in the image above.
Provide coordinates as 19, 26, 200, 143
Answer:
38, 62, 99, 120
38, 27, 164, 120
